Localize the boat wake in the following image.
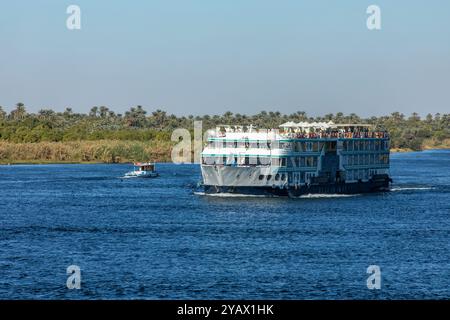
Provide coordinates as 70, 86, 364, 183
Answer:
297, 193, 360, 199
194, 192, 360, 199
194, 192, 274, 198
390, 186, 434, 192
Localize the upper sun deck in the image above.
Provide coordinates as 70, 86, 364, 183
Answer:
207, 122, 389, 141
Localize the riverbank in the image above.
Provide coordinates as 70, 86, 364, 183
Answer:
1, 139, 449, 164
0, 140, 173, 164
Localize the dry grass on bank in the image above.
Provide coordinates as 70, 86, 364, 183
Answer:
0, 140, 174, 164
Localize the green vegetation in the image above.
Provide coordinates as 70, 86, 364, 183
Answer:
0, 103, 449, 163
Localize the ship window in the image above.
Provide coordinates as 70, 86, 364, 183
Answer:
300, 142, 306, 151
300, 157, 306, 167
258, 175, 264, 180
281, 174, 286, 181
312, 142, 319, 152
275, 174, 280, 181
318, 142, 324, 151
204, 157, 216, 165
258, 157, 270, 166
267, 175, 272, 181
288, 157, 296, 167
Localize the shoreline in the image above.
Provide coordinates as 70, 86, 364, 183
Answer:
1, 148, 448, 165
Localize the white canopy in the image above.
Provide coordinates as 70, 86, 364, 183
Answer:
280, 121, 334, 129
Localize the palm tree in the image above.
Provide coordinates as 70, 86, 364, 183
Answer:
99, 106, 109, 118
89, 106, 99, 118
349, 113, 360, 123
223, 111, 233, 124
0, 106, 6, 119
409, 112, 420, 122
64, 107, 73, 115
38, 109, 56, 121
10, 102, 27, 120
295, 111, 307, 121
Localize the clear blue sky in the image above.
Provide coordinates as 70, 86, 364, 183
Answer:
1, 0, 449, 116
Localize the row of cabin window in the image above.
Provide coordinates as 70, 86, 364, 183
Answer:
344, 154, 389, 166
208, 141, 272, 149
258, 173, 287, 182
201, 156, 319, 167
202, 156, 288, 166
288, 172, 315, 184
343, 140, 389, 152
207, 141, 322, 152
283, 156, 318, 167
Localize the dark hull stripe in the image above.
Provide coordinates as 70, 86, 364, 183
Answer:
203, 179, 390, 198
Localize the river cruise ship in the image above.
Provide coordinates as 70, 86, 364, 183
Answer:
200, 122, 391, 197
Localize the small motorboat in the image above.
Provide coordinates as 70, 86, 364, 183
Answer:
124, 162, 159, 178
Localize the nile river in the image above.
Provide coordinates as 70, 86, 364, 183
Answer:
0, 150, 449, 299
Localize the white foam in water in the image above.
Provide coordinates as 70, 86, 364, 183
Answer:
298, 193, 360, 198
194, 192, 359, 198
194, 192, 273, 198
390, 187, 434, 191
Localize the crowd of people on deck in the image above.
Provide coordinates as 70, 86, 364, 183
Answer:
283, 130, 389, 139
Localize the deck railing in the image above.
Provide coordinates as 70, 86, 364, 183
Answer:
211, 131, 389, 140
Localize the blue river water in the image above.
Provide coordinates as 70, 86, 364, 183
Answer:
0, 150, 449, 299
